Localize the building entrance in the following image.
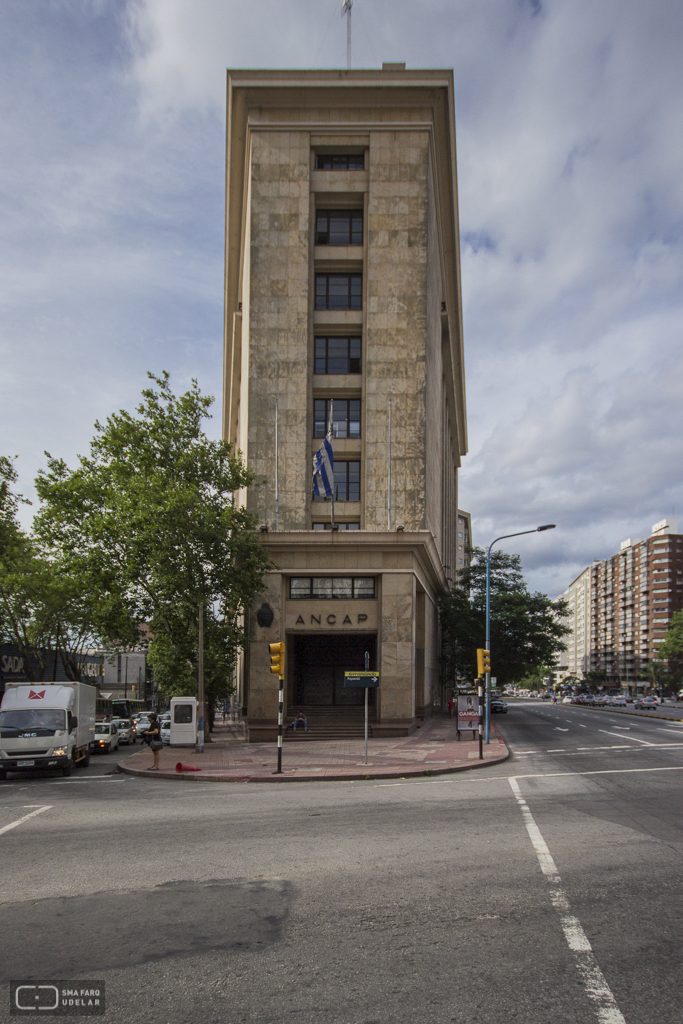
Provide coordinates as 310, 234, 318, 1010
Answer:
290, 635, 376, 708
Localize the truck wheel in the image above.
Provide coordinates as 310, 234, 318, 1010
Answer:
82, 749, 91, 767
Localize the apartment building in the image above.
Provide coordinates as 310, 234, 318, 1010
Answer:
223, 67, 467, 739
589, 518, 682, 687
560, 518, 682, 690
561, 566, 591, 678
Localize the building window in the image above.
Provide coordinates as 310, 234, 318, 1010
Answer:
312, 522, 361, 530
315, 153, 364, 170
289, 576, 375, 598
314, 399, 361, 438
315, 209, 363, 246
315, 336, 361, 375
315, 274, 362, 310
313, 460, 360, 502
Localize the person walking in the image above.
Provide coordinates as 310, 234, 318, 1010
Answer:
143, 713, 163, 770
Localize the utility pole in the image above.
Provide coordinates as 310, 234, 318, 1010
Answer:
196, 603, 205, 754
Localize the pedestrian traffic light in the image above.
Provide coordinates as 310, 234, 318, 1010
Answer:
269, 642, 285, 677
476, 648, 491, 676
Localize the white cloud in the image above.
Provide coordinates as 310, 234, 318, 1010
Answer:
1, 0, 682, 595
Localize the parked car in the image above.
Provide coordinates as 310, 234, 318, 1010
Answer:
635, 698, 658, 710
160, 720, 171, 744
490, 700, 508, 714
92, 722, 119, 753
111, 718, 135, 744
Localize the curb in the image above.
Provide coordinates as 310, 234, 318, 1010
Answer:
116, 747, 509, 784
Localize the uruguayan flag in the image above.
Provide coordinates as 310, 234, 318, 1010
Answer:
312, 433, 334, 500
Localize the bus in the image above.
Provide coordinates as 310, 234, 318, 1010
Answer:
96, 697, 148, 720
111, 698, 148, 720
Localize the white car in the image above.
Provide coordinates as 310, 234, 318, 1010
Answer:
160, 720, 171, 744
134, 717, 151, 739
112, 719, 135, 744
93, 722, 119, 753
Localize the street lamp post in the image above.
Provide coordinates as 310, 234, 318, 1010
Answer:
485, 524, 556, 742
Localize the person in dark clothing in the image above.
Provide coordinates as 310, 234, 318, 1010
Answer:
143, 713, 162, 770
291, 712, 308, 732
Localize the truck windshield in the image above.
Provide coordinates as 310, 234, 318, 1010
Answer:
0, 709, 67, 732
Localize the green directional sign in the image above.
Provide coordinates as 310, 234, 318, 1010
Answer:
344, 671, 380, 688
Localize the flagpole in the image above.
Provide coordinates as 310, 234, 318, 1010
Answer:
275, 398, 279, 532
330, 398, 335, 528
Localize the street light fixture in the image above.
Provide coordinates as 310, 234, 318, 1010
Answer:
485, 524, 556, 742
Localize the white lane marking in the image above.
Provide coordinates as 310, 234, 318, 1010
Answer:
577, 746, 631, 751
0, 805, 52, 837
555, 728, 569, 732
611, 726, 630, 730
547, 749, 568, 752
375, 764, 683, 787
599, 730, 653, 746
509, 777, 626, 1024
579, 724, 587, 728
52, 779, 127, 785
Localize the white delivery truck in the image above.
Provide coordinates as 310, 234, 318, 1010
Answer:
0, 681, 96, 779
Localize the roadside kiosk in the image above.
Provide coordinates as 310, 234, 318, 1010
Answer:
169, 697, 197, 747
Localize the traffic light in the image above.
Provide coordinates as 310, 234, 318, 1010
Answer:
269, 642, 285, 677
476, 648, 491, 677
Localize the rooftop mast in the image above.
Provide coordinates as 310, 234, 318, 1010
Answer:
341, 0, 352, 69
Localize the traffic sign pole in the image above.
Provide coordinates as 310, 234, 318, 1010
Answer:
478, 680, 483, 760
364, 651, 369, 765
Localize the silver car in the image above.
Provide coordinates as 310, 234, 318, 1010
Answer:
112, 719, 135, 744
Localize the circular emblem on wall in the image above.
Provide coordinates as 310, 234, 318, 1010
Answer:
256, 603, 275, 628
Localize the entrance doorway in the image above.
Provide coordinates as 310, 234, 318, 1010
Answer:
290, 634, 376, 708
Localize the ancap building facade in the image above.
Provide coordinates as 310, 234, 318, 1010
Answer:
223, 68, 467, 739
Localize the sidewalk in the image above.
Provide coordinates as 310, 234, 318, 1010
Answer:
118, 717, 509, 783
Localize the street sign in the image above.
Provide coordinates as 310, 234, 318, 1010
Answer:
344, 671, 380, 687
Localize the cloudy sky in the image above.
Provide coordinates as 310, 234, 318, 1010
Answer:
1, 0, 682, 595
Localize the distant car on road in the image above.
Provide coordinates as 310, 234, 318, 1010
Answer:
160, 720, 171, 744
611, 697, 627, 707
134, 717, 151, 739
93, 722, 119, 754
635, 698, 659, 710
112, 719, 135, 744
490, 700, 508, 714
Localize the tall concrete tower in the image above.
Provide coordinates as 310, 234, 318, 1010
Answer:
223, 67, 467, 739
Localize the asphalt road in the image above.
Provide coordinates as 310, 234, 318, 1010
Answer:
0, 703, 681, 1024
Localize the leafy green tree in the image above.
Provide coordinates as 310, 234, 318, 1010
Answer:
0, 457, 114, 681
581, 669, 610, 693
658, 610, 683, 663
33, 373, 271, 730
517, 665, 552, 691
440, 547, 569, 686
